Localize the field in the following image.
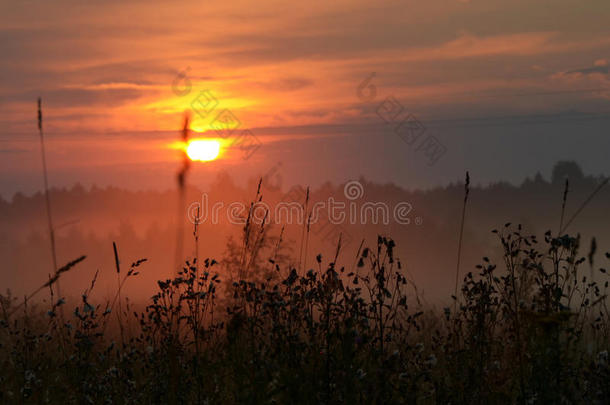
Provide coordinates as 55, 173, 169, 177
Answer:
1, 189, 609, 404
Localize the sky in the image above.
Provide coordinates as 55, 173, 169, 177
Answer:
1, 0, 610, 199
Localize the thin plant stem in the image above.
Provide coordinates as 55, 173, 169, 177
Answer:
453, 171, 470, 313
175, 114, 191, 274
560, 177, 608, 234
37, 98, 60, 303
8, 255, 86, 317
298, 187, 310, 272
559, 178, 569, 235
113, 241, 125, 346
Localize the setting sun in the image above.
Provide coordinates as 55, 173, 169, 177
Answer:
186, 139, 221, 162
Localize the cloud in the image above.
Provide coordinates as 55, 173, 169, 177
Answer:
255, 77, 314, 92
0, 148, 26, 154
551, 60, 610, 94
1, 0, 610, 135
1, 88, 145, 108
410, 32, 556, 59
566, 59, 609, 76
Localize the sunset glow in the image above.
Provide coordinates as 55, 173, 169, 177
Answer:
3, 1, 610, 400
186, 139, 221, 162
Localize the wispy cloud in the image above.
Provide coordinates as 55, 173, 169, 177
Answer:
1, 0, 609, 134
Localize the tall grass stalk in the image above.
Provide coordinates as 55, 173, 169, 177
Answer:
113, 241, 125, 346
37, 98, 60, 302
298, 187, 310, 272
303, 210, 312, 271
192, 206, 202, 404
560, 176, 609, 234
559, 178, 569, 235
174, 114, 191, 274
8, 255, 86, 317
453, 171, 470, 312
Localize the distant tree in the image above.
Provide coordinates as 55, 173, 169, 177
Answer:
551, 161, 584, 184
533, 172, 545, 184
522, 172, 548, 190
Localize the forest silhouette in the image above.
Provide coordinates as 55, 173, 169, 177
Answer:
2, 161, 607, 304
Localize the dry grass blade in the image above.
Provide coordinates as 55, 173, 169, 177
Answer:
8, 255, 86, 317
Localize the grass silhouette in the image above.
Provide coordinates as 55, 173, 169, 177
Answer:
1, 189, 609, 403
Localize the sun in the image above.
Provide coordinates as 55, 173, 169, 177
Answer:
186, 139, 221, 162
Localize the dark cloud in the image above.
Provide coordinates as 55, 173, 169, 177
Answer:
566, 64, 610, 76
256, 77, 313, 92
0, 148, 26, 154
1, 88, 145, 108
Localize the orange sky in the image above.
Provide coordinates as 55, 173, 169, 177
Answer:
1, 0, 610, 197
